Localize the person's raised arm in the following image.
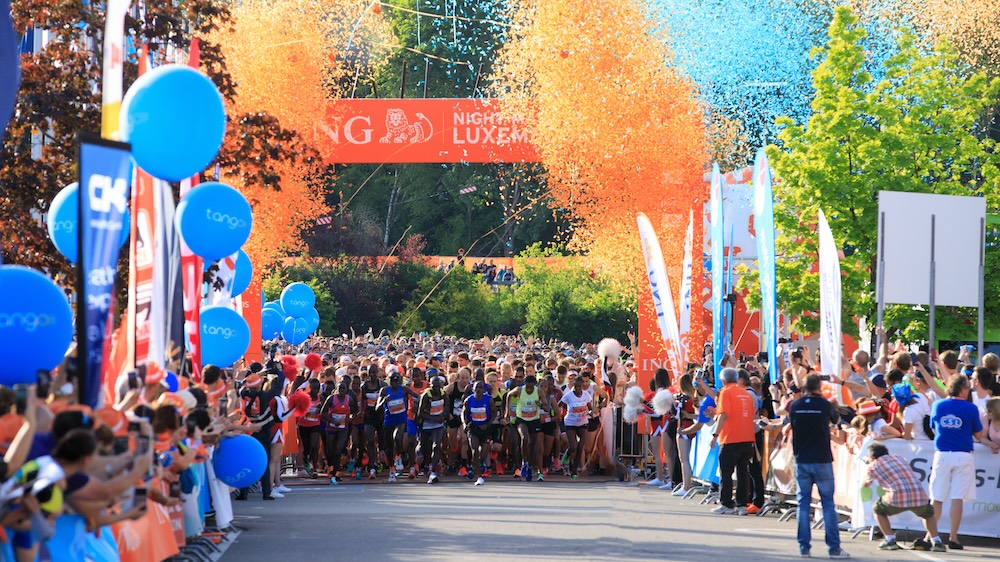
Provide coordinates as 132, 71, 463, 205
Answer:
3, 389, 37, 478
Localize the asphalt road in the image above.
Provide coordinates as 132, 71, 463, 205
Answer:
220, 475, 999, 562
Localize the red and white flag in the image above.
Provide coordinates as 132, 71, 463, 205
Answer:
180, 38, 203, 380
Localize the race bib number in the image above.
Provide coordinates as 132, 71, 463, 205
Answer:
388, 398, 405, 415
366, 393, 379, 408
430, 399, 444, 416
331, 413, 347, 427
471, 407, 487, 422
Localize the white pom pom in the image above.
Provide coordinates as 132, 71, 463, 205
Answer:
652, 389, 674, 416
597, 338, 622, 361
623, 386, 643, 408
623, 404, 640, 424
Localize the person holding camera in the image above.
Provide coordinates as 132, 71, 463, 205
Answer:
863, 442, 945, 551
788, 374, 848, 558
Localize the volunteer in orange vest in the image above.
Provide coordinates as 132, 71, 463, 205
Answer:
710, 367, 757, 515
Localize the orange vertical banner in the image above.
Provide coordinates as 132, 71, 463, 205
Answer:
242, 278, 263, 364
636, 288, 668, 391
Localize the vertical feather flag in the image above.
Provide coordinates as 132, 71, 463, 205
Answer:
180, 38, 203, 380
636, 213, 684, 376
818, 209, 842, 382
678, 209, 693, 364
753, 148, 779, 383
0, 0, 19, 143
100, 0, 129, 139
710, 164, 726, 386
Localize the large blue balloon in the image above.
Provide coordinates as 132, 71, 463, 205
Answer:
300, 307, 320, 333
46, 183, 129, 264
199, 306, 250, 368
261, 308, 284, 341
231, 249, 252, 297
262, 301, 285, 317
281, 317, 311, 345
175, 182, 253, 261
280, 283, 315, 318
120, 64, 226, 182
212, 435, 266, 489
0, 267, 74, 385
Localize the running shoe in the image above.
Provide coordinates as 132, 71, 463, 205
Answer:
930, 542, 946, 553
355, 470, 363, 480
329, 477, 339, 486
482, 469, 491, 478
388, 471, 397, 483
525, 465, 534, 482
368, 468, 376, 480
458, 466, 468, 477
309, 471, 318, 480
646, 478, 664, 487
552, 458, 561, 472
827, 549, 850, 558
474, 477, 485, 486
571, 473, 578, 480
409, 466, 417, 479
911, 539, 930, 551
347, 460, 355, 473
736, 507, 748, 516
536, 472, 545, 482
274, 485, 292, 493
877, 539, 899, 551
746, 504, 761, 515
394, 457, 404, 472
428, 472, 439, 484
711, 505, 736, 515
270, 491, 285, 498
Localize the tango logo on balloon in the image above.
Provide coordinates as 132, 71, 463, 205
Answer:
223, 467, 252, 485
288, 299, 309, 308
939, 415, 963, 429
0, 312, 57, 332
51, 220, 74, 233
203, 324, 236, 339
204, 208, 249, 230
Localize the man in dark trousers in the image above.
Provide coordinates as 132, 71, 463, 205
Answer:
788, 374, 849, 559
235, 373, 275, 500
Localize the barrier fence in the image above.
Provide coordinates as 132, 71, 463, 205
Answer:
684, 420, 1000, 539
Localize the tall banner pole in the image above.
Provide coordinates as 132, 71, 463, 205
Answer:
928, 215, 936, 349
636, 213, 684, 376
77, 135, 132, 408
876, 211, 886, 354
710, 164, 725, 386
753, 148, 779, 383
978, 217, 985, 356
818, 209, 841, 380
100, 0, 129, 139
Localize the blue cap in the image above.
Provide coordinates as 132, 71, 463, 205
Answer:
891, 383, 914, 406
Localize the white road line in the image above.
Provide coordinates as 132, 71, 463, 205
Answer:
909, 552, 948, 562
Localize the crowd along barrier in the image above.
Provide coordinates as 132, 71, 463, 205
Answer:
690, 421, 1000, 539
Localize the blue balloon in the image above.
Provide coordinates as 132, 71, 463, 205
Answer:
120, 64, 226, 182
231, 249, 252, 297
199, 306, 250, 368
262, 301, 285, 317
164, 371, 179, 393
300, 307, 320, 333
46, 182, 129, 264
0, 267, 74, 385
212, 435, 266, 489
261, 308, 284, 341
281, 317, 311, 345
175, 182, 253, 261
280, 283, 316, 318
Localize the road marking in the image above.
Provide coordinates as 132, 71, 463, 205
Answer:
285, 486, 366, 492
910, 552, 948, 562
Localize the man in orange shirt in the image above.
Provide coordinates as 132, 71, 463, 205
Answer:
710, 367, 757, 515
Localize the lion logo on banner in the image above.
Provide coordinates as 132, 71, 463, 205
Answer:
380, 109, 432, 144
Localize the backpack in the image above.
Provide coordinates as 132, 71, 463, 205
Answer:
922, 414, 935, 440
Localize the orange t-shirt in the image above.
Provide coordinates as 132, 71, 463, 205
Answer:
717, 384, 755, 445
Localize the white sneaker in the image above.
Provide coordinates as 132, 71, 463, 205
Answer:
428, 472, 439, 484
711, 505, 736, 515
274, 485, 292, 493
672, 487, 689, 496
659, 483, 674, 490
388, 472, 397, 483
474, 477, 485, 486
394, 458, 404, 472
269, 491, 285, 498
736, 507, 748, 516
646, 478, 664, 487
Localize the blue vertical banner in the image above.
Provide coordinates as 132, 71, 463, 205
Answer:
710, 163, 725, 387
753, 148, 779, 383
77, 135, 132, 408
0, 0, 20, 143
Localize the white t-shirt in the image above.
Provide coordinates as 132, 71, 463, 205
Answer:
902, 394, 933, 440
561, 390, 592, 427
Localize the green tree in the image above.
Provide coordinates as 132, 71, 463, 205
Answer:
394, 267, 514, 337
740, 7, 1000, 342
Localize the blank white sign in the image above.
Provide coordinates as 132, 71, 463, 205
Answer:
878, 191, 984, 308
